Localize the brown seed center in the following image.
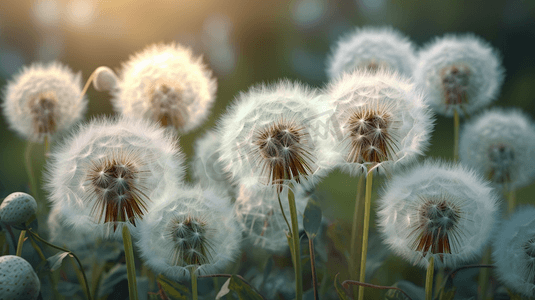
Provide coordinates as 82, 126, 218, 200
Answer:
167, 216, 212, 266
487, 144, 515, 184
148, 80, 187, 129
29, 91, 58, 137
441, 65, 471, 107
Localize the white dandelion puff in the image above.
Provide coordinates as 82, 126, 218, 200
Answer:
217, 80, 334, 191
2, 61, 87, 142
460, 107, 535, 190
92, 66, 118, 92
413, 34, 504, 117
45, 116, 185, 236
326, 26, 417, 80
377, 160, 499, 269
112, 43, 217, 133
324, 69, 434, 176
492, 206, 535, 298
136, 185, 241, 280
234, 184, 309, 253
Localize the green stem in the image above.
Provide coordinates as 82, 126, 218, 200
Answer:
309, 236, 318, 300
24, 142, 38, 201
288, 186, 303, 300
478, 247, 492, 300
357, 170, 374, 300
122, 225, 138, 300
27, 233, 63, 300
453, 109, 460, 162
350, 174, 365, 298
425, 256, 435, 300
191, 267, 198, 300
16, 230, 26, 256
506, 188, 516, 217
28, 230, 92, 300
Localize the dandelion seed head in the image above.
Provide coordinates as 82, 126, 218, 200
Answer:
326, 26, 416, 80
92, 66, 118, 92
492, 206, 535, 298
137, 185, 241, 280
377, 160, 499, 269
325, 70, 434, 176
0, 255, 40, 300
414, 34, 504, 116
113, 43, 217, 133
460, 107, 535, 190
2, 61, 86, 142
45, 116, 185, 237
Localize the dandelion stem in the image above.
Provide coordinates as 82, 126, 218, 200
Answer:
308, 236, 319, 300
27, 233, 63, 300
506, 188, 516, 216
16, 230, 25, 256
425, 256, 434, 300
191, 266, 198, 300
79, 68, 100, 103
288, 185, 303, 300
122, 225, 139, 300
453, 109, 460, 162
24, 141, 38, 202
477, 247, 492, 300
357, 169, 374, 300
277, 193, 292, 234
350, 174, 365, 298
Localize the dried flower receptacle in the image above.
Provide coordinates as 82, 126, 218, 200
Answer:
441, 65, 470, 108
146, 78, 188, 128
165, 215, 215, 266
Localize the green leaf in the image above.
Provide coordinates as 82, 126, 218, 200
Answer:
47, 251, 71, 272
303, 198, 322, 238
215, 278, 231, 299
228, 275, 264, 300
505, 288, 524, 300
157, 274, 190, 300
438, 286, 456, 300
334, 273, 350, 300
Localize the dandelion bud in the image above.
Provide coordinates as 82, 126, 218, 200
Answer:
0, 192, 37, 226
377, 160, 499, 269
113, 43, 217, 133
92, 66, 118, 92
326, 26, 416, 80
218, 81, 333, 191
0, 255, 40, 300
492, 206, 535, 298
2, 61, 87, 142
460, 107, 535, 190
136, 185, 241, 280
45, 116, 185, 236
324, 70, 434, 175
413, 34, 504, 117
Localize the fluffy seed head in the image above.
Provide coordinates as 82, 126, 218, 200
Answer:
112, 43, 217, 133
2, 61, 87, 142
326, 26, 416, 80
377, 160, 499, 269
136, 185, 241, 280
0, 192, 37, 226
45, 116, 185, 236
413, 34, 504, 117
0, 255, 40, 300
492, 206, 535, 298
92, 66, 118, 92
218, 80, 334, 191
460, 107, 535, 190
234, 184, 309, 253
324, 70, 434, 176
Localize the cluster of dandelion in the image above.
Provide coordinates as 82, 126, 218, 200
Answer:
1, 25, 535, 300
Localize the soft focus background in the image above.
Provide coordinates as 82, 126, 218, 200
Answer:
0, 0, 534, 296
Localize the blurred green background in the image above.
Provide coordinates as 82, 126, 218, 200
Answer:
0, 1, 534, 295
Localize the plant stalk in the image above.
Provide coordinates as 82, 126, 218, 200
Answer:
309, 236, 319, 300
478, 247, 492, 300
16, 230, 26, 256
357, 170, 374, 300
122, 225, 138, 300
288, 186, 303, 300
350, 174, 365, 298
453, 109, 460, 162
191, 266, 198, 300
426, 256, 435, 300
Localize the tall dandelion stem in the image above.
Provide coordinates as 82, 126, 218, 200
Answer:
478, 247, 492, 300
350, 174, 365, 298
506, 188, 516, 216
16, 230, 26, 256
453, 109, 460, 161
425, 256, 435, 300
191, 266, 198, 300
288, 186, 303, 300
122, 225, 139, 300
24, 142, 38, 201
358, 169, 374, 300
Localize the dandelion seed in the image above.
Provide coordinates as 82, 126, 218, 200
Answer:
112, 43, 217, 133
326, 26, 416, 80
324, 70, 434, 176
136, 185, 241, 280
2, 61, 87, 142
492, 206, 535, 298
377, 160, 499, 268
460, 107, 535, 190
45, 116, 185, 236
413, 34, 504, 117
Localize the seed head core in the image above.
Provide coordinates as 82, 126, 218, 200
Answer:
147, 78, 188, 129
487, 143, 515, 184
441, 65, 471, 108
29, 91, 58, 138
166, 215, 213, 266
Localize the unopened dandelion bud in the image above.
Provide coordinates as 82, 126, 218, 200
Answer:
377, 160, 499, 269
92, 66, 118, 92
0, 192, 37, 226
0, 255, 40, 300
2, 61, 87, 142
